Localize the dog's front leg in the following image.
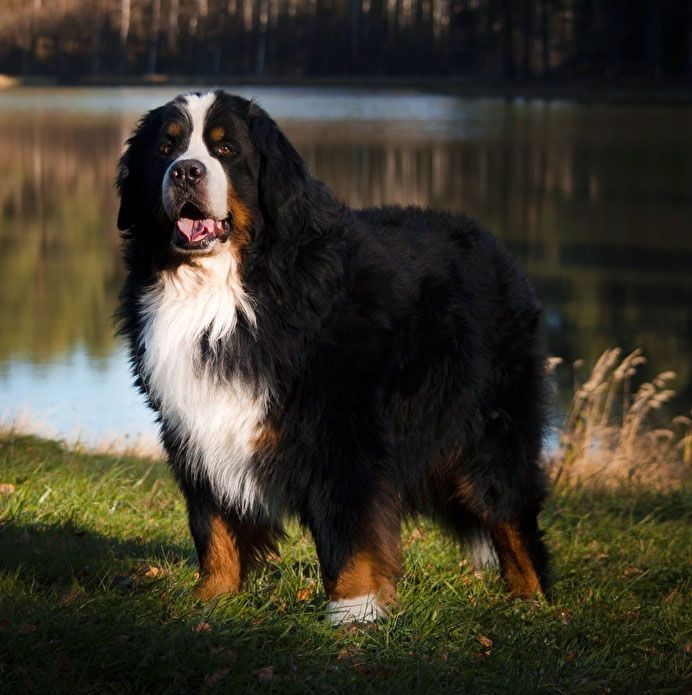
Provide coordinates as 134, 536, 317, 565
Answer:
306, 491, 402, 625
187, 500, 244, 599
186, 498, 280, 600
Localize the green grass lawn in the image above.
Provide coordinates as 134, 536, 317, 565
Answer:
0, 433, 690, 693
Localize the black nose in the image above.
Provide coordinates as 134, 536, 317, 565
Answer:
170, 159, 206, 185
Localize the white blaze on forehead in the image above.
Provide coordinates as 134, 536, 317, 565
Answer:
162, 91, 228, 221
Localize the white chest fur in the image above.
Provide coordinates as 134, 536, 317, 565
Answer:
138, 252, 269, 516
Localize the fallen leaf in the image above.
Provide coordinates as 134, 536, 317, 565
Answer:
59, 588, 84, 606
623, 566, 642, 578
476, 634, 493, 650
296, 578, 317, 602
205, 668, 230, 687
662, 589, 679, 604
404, 527, 426, 548
337, 646, 359, 661
18, 624, 37, 635
54, 654, 70, 672
211, 646, 239, 663
193, 621, 212, 633
593, 552, 609, 562
135, 563, 167, 579
256, 665, 273, 682
555, 608, 573, 625
685, 642, 692, 656
0, 483, 15, 496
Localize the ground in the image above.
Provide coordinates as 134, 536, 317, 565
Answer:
0, 434, 690, 693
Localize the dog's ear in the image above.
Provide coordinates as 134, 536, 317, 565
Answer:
116, 106, 164, 231
247, 101, 308, 225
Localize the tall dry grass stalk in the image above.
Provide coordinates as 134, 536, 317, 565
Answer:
550, 348, 691, 489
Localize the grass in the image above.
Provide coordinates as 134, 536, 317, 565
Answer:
0, 433, 690, 693
550, 349, 691, 489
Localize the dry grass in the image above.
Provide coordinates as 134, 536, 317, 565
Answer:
549, 348, 691, 489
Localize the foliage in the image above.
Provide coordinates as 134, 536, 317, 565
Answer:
0, 0, 690, 81
0, 433, 690, 692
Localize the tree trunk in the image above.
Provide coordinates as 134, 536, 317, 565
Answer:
521, 0, 532, 78
501, 0, 515, 79
146, 0, 162, 75
350, 0, 361, 68
540, 0, 550, 78
120, 0, 131, 47
255, 0, 269, 76
167, 0, 179, 53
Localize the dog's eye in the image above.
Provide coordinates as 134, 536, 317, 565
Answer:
214, 143, 233, 157
160, 141, 173, 157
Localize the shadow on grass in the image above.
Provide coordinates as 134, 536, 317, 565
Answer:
0, 521, 340, 692
0, 519, 192, 589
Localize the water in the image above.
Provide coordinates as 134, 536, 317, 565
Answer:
0, 86, 690, 448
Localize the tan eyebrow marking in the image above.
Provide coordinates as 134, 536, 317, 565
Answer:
209, 126, 225, 142
166, 121, 183, 137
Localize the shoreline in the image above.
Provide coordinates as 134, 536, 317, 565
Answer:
2, 74, 692, 105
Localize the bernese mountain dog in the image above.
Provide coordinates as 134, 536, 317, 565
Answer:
116, 90, 551, 624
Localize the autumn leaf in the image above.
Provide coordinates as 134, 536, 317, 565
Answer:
135, 563, 167, 578
623, 566, 642, 577
296, 578, 317, 602
59, 588, 84, 606
193, 621, 212, 633
476, 634, 493, 652
256, 665, 274, 682
0, 483, 15, 496
555, 608, 573, 625
54, 654, 71, 672
212, 646, 239, 664
205, 668, 230, 687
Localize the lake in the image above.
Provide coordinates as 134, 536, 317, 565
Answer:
0, 86, 690, 449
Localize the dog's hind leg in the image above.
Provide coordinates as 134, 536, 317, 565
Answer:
443, 420, 551, 597
488, 514, 549, 597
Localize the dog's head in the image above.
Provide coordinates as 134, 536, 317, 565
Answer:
117, 90, 310, 258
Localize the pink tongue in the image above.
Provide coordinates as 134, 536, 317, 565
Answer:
176, 217, 216, 242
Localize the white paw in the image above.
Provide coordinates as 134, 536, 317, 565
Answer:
326, 594, 386, 625
468, 533, 498, 569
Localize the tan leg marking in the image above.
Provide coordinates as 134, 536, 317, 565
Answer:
195, 515, 242, 600
324, 550, 398, 606
491, 521, 543, 597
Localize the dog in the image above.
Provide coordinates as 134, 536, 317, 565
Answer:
116, 90, 551, 624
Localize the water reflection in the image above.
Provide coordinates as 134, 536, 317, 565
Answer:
0, 90, 690, 442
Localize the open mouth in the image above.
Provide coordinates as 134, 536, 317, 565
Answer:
173, 203, 229, 251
